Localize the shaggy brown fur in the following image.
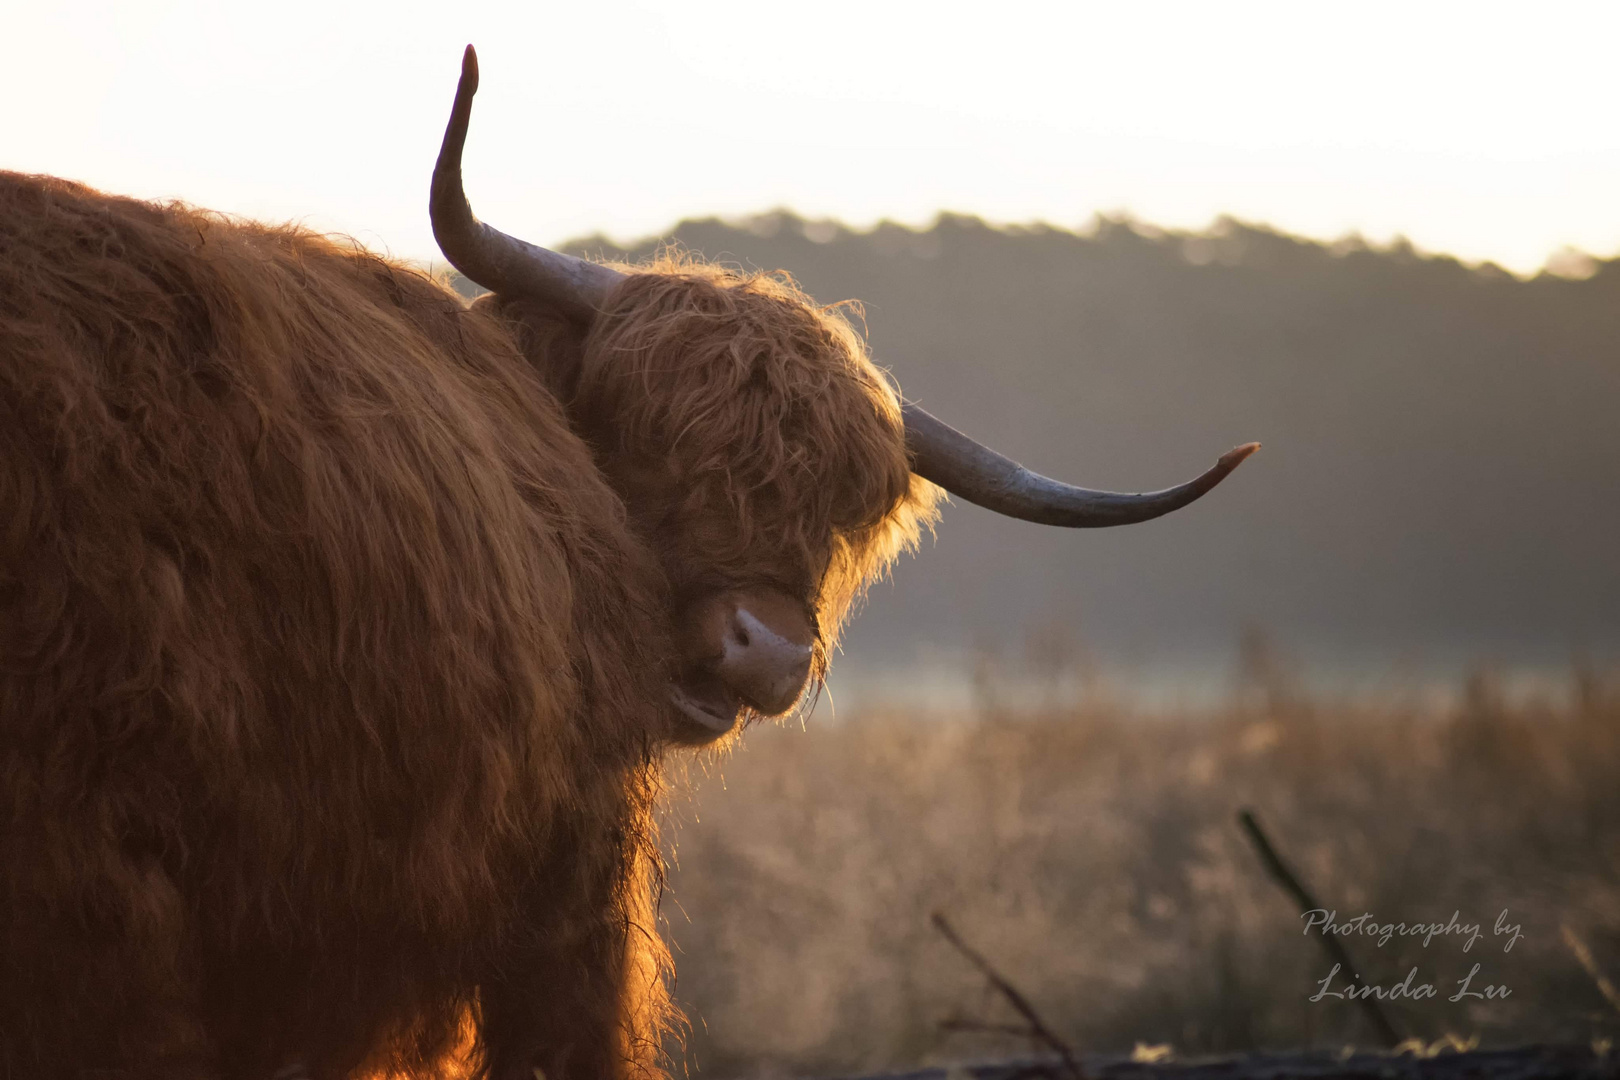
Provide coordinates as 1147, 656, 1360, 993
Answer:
494, 260, 938, 688
0, 172, 934, 1080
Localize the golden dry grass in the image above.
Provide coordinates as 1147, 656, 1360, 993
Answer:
658, 665, 1620, 1078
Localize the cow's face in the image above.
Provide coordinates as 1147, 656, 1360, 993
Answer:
435, 49, 1254, 745
567, 264, 938, 744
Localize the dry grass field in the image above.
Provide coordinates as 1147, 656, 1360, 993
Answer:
657, 658, 1620, 1078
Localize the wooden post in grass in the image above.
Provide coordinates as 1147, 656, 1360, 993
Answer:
1237, 808, 1403, 1049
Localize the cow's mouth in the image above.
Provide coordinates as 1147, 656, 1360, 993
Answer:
668, 672, 743, 743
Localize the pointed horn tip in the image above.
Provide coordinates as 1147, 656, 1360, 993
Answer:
1221, 441, 1261, 469
460, 45, 479, 91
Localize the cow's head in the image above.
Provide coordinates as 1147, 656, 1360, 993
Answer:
429, 47, 1257, 746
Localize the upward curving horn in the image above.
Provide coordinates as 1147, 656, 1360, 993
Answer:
431, 45, 626, 323
433, 48, 1256, 526
903, 403, 1258, 527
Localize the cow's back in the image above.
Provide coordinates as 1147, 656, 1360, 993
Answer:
0, 172, 670, 1077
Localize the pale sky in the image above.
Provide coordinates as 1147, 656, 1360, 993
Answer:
5, 0, 1617, 276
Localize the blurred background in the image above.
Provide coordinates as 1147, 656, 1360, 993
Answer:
6, 1, 1618, 1074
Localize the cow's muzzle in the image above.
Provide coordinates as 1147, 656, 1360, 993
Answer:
669, 589, 815, 742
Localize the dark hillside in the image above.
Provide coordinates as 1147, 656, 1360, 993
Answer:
557, 215, 1620, 682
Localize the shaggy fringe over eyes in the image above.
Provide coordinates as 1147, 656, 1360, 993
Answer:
576, 254, 941, 663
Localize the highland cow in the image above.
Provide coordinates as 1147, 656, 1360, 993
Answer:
0, 46, 1254, 1080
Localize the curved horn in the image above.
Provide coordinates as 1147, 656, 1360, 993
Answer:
903, 403, 1258, 527
431, 45, 626, 323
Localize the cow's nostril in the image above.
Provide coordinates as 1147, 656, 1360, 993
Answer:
714, 604, 815, 716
